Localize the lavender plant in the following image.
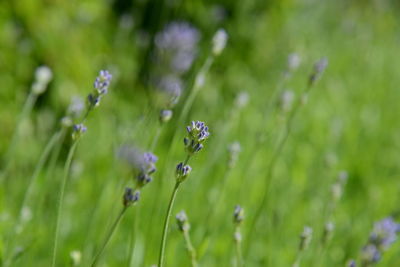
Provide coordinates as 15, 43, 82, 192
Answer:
176, 210, 198, 267
51, 70, 112, 267
158, 121, 210, 267
359, 217, 400, 266
101, 148, 158, 266
292, 226, 313, 267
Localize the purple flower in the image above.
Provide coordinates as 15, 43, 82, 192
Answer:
94, 70, 112, 95
123, 187, 140, 206
369, 217, 400, 249
155, 22, 200, 73
117, 146, 158, 188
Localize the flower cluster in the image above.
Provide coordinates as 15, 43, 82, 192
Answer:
88, 70, 112, 108
117, 146, 158, 189
233, 205, 244, 225
136, 152, 158, 188
176, 210, 190, 232
72, 123, 87, 140
175, 163, 192, 183
123, 187, 140, 207
309, 57, 328, 86
152, 22, 200, 117
299, 226, 313, 251
361, 217, 400, 265
184, 121, 210, 155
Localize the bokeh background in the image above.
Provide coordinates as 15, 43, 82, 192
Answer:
1, 0, 400, 266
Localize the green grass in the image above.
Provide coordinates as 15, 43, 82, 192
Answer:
1, 0, 400, 266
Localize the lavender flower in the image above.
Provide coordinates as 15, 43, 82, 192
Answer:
160, 109, 173, 123
369, 217, 400, 249
299, 226, 313, 251
347, 259, 356, 267
176, 162, 192, 183
88, 70, 112, 108
72, 123, 87, 140
176, 210, 190, 232
184, 121, 210, 155
123, 187, 140, 207
233, 205, 244, 225
117, 147, 158, 188
94, 70, 112, 95
309, 57, 328, 86
152, 22, 200, 112
360, 217, 400, 265
155, 75, 183, 107
155, 22, 200, 74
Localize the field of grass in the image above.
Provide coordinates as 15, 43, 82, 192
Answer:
1, 0, 400, 266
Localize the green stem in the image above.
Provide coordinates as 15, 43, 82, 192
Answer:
158, 182, 181, 267
234, 228, 243, 267
183, 230, 198, 267
51, 140, 79, 267
91, 206, 128, 267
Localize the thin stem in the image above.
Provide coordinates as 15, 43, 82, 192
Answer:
51, 140, 79, 267
183, 230, 198, 267
127, 207, 139, 267
158, 182, 181, 267
91, 206, 128, 267
234, 227, 243, 267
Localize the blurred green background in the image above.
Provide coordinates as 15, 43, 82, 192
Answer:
1, 0, 400, 266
